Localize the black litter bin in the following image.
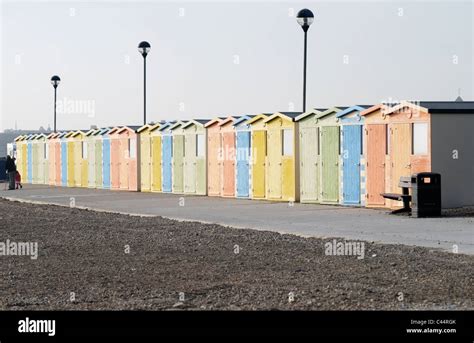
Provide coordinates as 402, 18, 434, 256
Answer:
411, 172, 441, 218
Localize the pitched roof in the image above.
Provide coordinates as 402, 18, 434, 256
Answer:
264, 112, 302, 124
295, 108, 325, 121
218, 116, 240, 126
314, 107, 345, 120
148, 123, 161, 133
233, 115, 255, 126
204, 117, 224, 128
336, 105, 373, 118
181, 119, 210, 129
169, 120, 189, 130
245, 113, 271, 125
136, 124, 151, 133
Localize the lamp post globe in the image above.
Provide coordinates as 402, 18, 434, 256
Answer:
51, 75, 61, 88
138, 41, 151, 58
296, 8, 314, 32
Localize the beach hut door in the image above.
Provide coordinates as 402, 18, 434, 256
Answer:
366, 124, 386, 206
102, 138, 111, 188
390, 123, 411, 196
251, 130, 266, 198
267, 129, 282, 199
162, 135, 172, 192
185, 134, 196, 193
342, 125, 362, 204
236, 131, 250, 197
321, 126, 339, 202
300, 127, 318, 201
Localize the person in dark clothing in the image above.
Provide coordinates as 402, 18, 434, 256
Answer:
5, 155, 16, 190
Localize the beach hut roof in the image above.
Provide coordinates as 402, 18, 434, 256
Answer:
34, 133, 47, 139
204, 117, 224, 128
245, 113, 272, 125
314, 107, 347, 120
232, 115, 255, 127
158, 121, 176, 132
295, 108, 326, 121
336, 105, 373, 118
14, 135, 24, 142
136, 124, 152, 133
360, 103, 399, 117
218, 116, 240, 126
93, 127, 110, 136
181, 119, 210, 129
263, 112, 301, 124
148, 123, 161, 133
71, 130, 86, 137
169, 120, 189, 130
107, 126, 123, 135
85, 128, 99, 136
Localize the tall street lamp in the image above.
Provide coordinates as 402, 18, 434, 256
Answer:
296, 9, 314, 113
50, 75, 61, 133
138, 41, 151, 125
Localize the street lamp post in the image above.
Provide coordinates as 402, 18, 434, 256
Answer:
138, 41, 151, 125
50, 75, 61, 133
296, 9, 314, 113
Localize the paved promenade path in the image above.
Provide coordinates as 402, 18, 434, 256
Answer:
1, 184, 472, 254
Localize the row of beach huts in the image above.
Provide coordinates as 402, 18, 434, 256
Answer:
8, 101, 474, 209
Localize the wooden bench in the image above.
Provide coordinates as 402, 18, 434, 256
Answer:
381, 176, 412, 214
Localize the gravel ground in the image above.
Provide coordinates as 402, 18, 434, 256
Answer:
0, 198, 472, 310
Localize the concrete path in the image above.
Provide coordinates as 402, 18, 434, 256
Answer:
1, 184, 472, 254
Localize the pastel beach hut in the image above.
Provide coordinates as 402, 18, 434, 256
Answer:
137, 124, 152, 192
66, 131, 77, 187
360, 104, 393, 208
204, 117, 224, 196
372, 101, 474, 209
170, 120, 188, 194
59, 132, 70, 186
98, 128, 112, 189
108, 126, 122, 190
30, 134, 40, 184
34, 133, 49, 184
245, 114, 271, 199
14, 136, 25, 179
263, 112, 301, 202
85, 129, 98, 188
295, 108, 327, 203
31, 134, 39, 184
314, 107, 347, 204
336, 105, 372, 206
159, 122, 175, 193
26, 134, 35, 184
117, 126, 141, 191
218, 116, 240, 197
71, 130, 88, 187
233, 115, 255, 198
182, 119, 209, 195
149, 123, 162, 192
47, 133, 60, 186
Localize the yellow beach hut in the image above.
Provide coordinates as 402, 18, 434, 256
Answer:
263, 112, 301, 202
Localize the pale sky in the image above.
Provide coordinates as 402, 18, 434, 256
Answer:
1, 0, 473, 131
